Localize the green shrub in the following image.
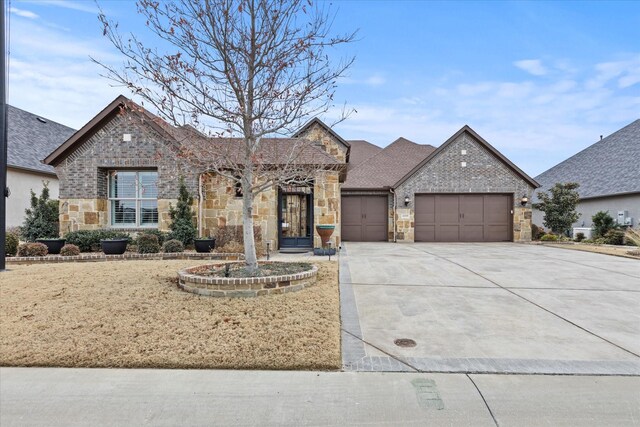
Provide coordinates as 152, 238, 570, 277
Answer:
138, 229, 168, 246
540, 234, 558, 242
168, 178, 197, 246
60, 244, 81, 256
592, 211, 616, 238
137, 233, 160, 254
17, 242, 48, 257
163, 239, 184, 253
603, 229, 625, 246
64, 230, 131, 252
574, 232, 585, 242
5, 232, 20, 256
22, 182, 59, 242
531, 224, 545, 240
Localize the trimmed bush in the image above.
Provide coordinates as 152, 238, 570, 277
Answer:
540, 234, 558, 242
574, 232, 585, 242
163, 239, 184, 253
64, 230, 131, 252
592, 211, 616, 238
138, 229, 168, 246
137, 233, 160, 254
17, 242, 48, 257
168, 178, 197, 246
60, 244, 81, 256
5, 232, 20, 257
603, 229, 625, 246
22, 183, 59, 242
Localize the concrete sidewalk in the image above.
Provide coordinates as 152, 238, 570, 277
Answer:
2, 368, 639, 426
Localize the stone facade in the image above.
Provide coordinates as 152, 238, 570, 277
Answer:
201, 173, 278, 249
53, 109, 343, 250
296, 121, 349, 163
393, 132, 535, 242
313, 171, 341, 248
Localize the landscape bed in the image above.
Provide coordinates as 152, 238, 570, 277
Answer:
0, 260, 340, 370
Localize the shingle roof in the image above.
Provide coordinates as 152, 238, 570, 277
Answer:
343, 137, 436, 189
347, 140, 382, 170
44, 95, 339, 168
8, 105, 76, 174
534, 119, 640, 200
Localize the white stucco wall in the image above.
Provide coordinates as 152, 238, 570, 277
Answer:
6, 167, 59, 228
533, 192, 640, 230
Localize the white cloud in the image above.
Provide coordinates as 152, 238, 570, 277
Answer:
514, 59, 548, 76
331, 57, 640, 176
19, 0, 99, 14
9, 7, 39, 19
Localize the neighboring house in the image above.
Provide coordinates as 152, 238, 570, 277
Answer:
532, 119, 640, 230
44, 95, 538, 250
6, 105, 76, 228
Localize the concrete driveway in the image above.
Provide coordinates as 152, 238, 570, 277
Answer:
340, 242, 640, 374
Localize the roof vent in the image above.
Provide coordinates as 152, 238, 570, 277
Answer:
36, 117, 47, 124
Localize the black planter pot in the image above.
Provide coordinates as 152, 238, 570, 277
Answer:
194, 238, 216, 253
36, 238, 66, 255
100, 239, 129, 255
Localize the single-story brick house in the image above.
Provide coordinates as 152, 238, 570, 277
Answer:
44, 95, 538, 250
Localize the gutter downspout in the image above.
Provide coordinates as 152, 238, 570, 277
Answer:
390, 188, 397, 243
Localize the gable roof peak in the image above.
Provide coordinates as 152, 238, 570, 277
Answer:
293, 117, 351, 149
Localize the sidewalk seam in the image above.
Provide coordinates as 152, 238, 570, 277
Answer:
466, 374, 499, 427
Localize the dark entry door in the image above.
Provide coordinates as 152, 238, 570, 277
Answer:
341, 195, 388, 241
414, 194, 512, 242
279, 188, 313, 249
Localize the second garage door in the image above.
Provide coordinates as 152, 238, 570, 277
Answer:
415, 194, 512, 242
342, 195, 388, 242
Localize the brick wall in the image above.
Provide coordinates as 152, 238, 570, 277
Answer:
394, 132, 535, 242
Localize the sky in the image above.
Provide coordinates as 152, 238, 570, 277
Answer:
6, 0, 640, 177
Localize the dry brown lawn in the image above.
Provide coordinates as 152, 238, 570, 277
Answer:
545, 243, 640, 260
0, 260, 340, 370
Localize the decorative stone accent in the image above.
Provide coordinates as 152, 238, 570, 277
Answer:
177, 262, 318, 297
201, 173, 278, 248
6, 252, 243, 265
59, 198, 108, 234
296, 121, 348, 163
513, 207, 533, 242
314, 171, 341, 248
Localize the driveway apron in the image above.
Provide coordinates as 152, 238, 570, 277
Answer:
340, 242, 640, 375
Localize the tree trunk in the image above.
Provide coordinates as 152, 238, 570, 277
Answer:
242, 167, 259, 274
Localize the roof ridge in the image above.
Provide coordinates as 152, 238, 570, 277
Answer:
8, 104, 76, 131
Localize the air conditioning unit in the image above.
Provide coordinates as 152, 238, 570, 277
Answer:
618, 211, 633, 226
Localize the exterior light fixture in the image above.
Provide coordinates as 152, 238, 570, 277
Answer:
520, 195, 529, 206
404, 196, 410, 206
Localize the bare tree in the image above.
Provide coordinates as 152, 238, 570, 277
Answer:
96, 0, 356, 272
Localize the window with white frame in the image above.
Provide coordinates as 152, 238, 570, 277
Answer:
108, 170, 158, 227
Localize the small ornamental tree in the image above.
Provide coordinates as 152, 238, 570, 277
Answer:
592, 211, 616, 238
168, 178, 197, 246
533, 182, 581, 235
22, 182, 59, 242
96, 0, 356, 274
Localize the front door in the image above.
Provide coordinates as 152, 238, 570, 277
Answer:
278, 186, 313, 249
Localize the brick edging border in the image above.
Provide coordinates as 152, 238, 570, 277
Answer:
6, 252, 244, 265
178, 262, 318, 297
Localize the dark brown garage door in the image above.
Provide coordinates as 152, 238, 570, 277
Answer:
415, 194, 512, 242
342, 196, 388, 241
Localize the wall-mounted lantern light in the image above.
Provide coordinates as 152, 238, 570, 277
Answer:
520, 195, 529, 206
404, 195, 410, 206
